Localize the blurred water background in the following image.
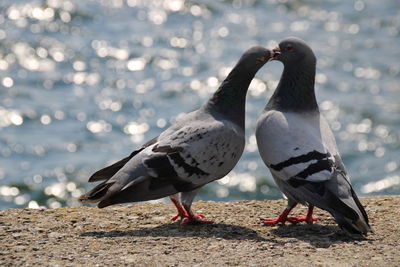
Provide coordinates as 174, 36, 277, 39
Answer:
0, 0, 399, 209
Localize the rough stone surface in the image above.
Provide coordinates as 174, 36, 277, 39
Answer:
1, 196, 399, 266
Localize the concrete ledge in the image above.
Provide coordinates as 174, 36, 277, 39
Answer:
1, 196, 399, 266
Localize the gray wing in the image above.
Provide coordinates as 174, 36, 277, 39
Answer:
140, 118, 244, 187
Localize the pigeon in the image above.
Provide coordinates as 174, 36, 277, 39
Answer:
255, 37, 372, 235
79, 46, 271, 224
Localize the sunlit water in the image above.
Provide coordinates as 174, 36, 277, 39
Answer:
0, 0, 399, 209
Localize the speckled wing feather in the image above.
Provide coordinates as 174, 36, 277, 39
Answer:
110, 110, 244, 190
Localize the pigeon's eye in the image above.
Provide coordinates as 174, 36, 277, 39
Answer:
286, 44, 294, 51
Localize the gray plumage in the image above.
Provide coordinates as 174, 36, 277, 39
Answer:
79, 46, 271, 224
256, 37, 372, 235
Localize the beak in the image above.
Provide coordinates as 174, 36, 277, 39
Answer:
272, 46, 281, 60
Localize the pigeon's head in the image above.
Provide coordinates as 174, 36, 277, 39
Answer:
237, 46, 272, 73
272, 37, 316, 65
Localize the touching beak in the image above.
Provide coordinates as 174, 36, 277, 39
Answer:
272, 46, 281, 60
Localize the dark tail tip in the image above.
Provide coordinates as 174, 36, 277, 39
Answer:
336, 218, 371, 236
338, 221, 359, 235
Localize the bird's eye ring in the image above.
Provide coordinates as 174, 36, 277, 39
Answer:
286, 44, 294, 51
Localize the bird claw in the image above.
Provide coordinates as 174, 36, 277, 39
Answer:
171, 214, 182, 221
261, 217, 288, 225
171, 210, 189, 221
181, 214, 214, 225
261, 215, 319, 225
262, 206, 318, 226
169, 197, 213, 225
287, 215, 319, 225
171, 212, 213, 224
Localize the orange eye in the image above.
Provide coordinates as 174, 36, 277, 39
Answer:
286, 44, 294, 51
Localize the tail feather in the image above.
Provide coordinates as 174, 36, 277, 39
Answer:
288, 174, 372, 235
88, 157, 132, 182
97, 177, 179, 208
322, 172, 372, 235
79, 175, 184, 208
88, 136, 159, 182
350, 187, 370, 226
324, 186, 372, 235
333, 188, 372, 235
334, 215, 369, 235
311, 184, 371, 234
79, 181, 114, 203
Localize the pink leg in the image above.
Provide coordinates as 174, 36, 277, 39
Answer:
181, 204, 214, 225
170, 197, 188, 221
261, 204, 297, 225
287, 205, 319, 224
